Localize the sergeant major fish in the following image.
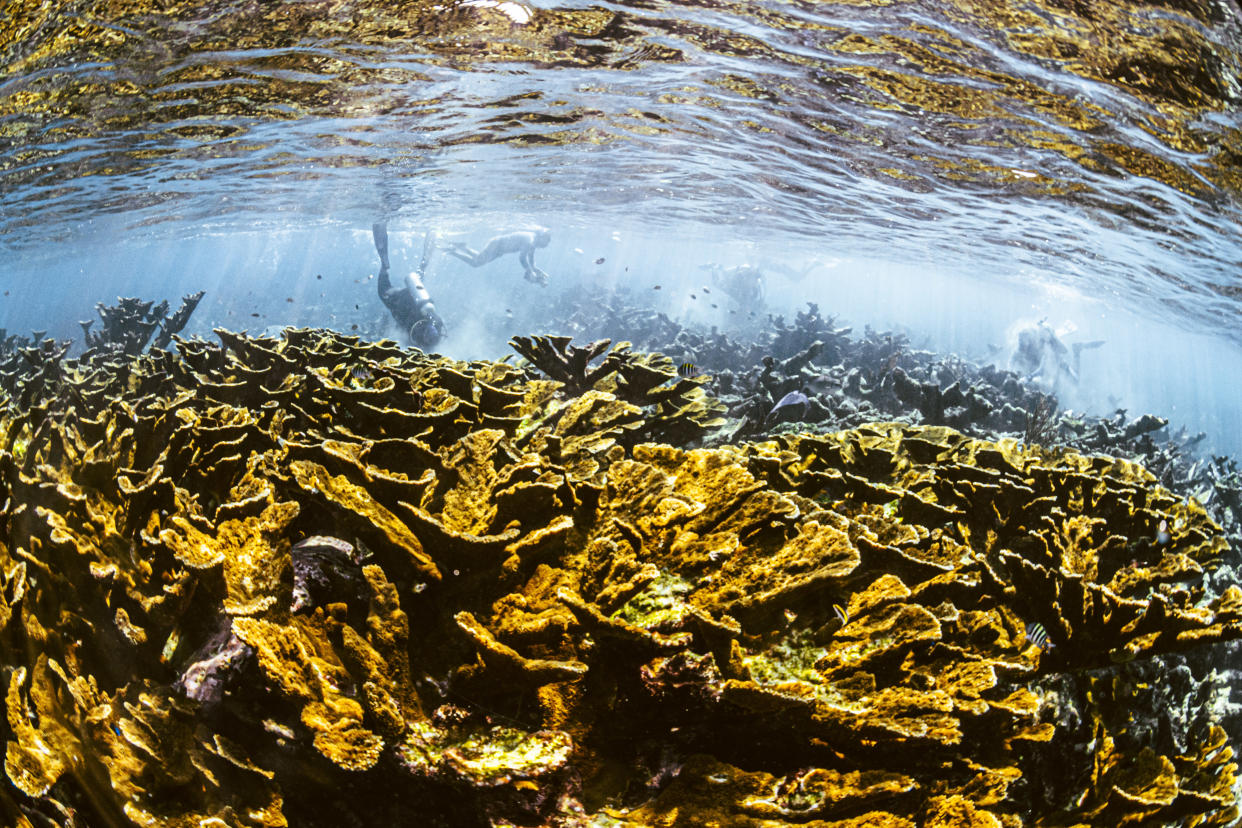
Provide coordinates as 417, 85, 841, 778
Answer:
1024, 622, 1054, 651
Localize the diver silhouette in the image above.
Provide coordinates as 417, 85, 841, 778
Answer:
373, 222, 445, 350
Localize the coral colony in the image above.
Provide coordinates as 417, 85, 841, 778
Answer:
1, 297, 1241, 826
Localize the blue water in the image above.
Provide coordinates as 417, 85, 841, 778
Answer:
2, 0, 1241, 451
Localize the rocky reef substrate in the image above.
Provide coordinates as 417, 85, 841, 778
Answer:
2, 319, 1242, 827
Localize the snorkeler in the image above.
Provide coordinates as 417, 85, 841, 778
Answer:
765, 259, 836, 283
444, 227, 552, 286
702, 263, 766, 307
373, 221, 446, 351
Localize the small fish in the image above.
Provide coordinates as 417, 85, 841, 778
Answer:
595, 257, 606, 265
768, 390, 809, 420
711, 303, 718, 308
678, 362, 699, 379
1024, 622, 1054, 651
250, 313, 261, 318
286, 297, 294, 302
350, 324, 358, 330
505, 308, 514, 317
1156, 519, 1171, 546
351, 365, 372, 383
703, 286, 711, 293
653, 285, 661, 290
833, 603, 848, 625
316, 274, 322, 279
355, 304, 360, 309
690, 293, 697, 299
160, 628, 181, 664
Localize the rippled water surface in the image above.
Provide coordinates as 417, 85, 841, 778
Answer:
1, 0, 1240, 338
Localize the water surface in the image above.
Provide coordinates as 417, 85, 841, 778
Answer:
1, 0, 1240, 442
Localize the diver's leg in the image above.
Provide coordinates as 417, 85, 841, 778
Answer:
373, 222, 393, 298
1071, 340, 1104, 379
377, 267, 393, 302
471, 239, 505, 265
447, 239, 507, 267
445, 244, 480, 265
373, 222, 390, 270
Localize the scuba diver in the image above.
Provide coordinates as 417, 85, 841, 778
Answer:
373, 221, 445, 350
1009, 318, 1103, 393
445, 227, 552, 285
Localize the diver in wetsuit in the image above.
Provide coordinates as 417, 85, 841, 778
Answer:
373, 221, 445, 350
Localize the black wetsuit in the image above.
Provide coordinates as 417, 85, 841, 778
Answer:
373, 223, 444, 350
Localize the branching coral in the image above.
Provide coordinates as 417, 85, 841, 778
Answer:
82, 292, 206, 356
509, 334, 618, 395
1, 329, 1239, 826
511, 334, 727, 447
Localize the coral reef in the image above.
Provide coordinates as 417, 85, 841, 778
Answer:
546, 289, 1242, 581
2, 327, 1240, 826
1, 292, 206, 417
511, 334, 727, 447
81, 292, 206, 356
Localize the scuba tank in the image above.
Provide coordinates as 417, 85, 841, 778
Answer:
407, 271, 444, 349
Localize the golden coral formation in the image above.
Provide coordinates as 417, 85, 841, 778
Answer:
0, 329, 1238, 826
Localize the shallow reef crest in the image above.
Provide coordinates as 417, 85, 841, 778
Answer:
1, 325, 1240, 827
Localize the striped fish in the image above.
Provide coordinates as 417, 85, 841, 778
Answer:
678, 362, 700, 379
833, 603, 849, 626
1024, 622, 1054, 650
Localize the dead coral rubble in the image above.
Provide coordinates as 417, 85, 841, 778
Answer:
1, 328, 1240, 827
